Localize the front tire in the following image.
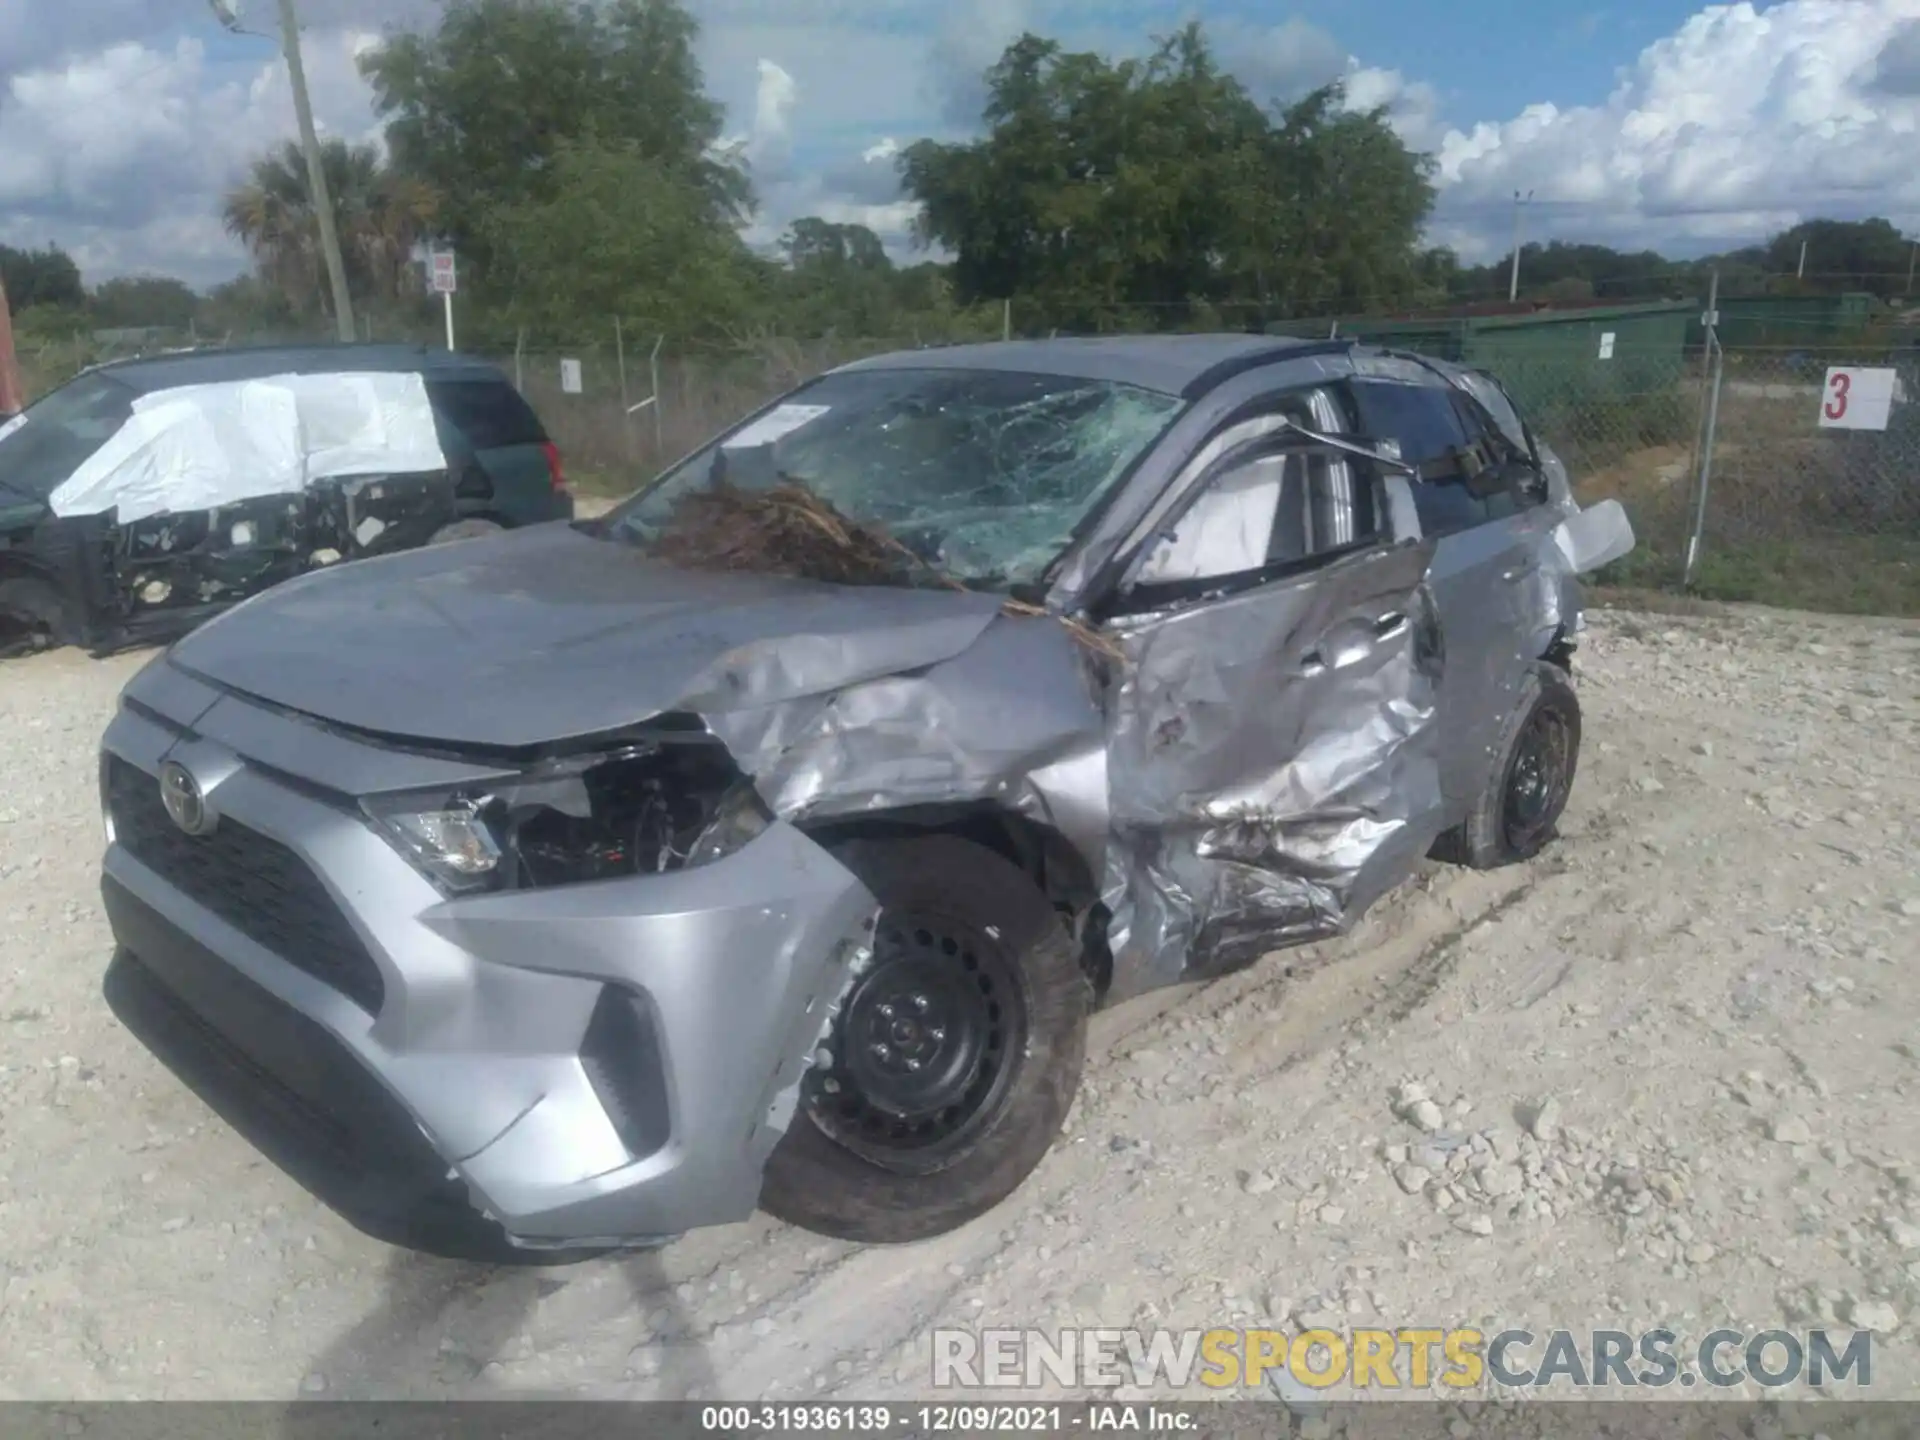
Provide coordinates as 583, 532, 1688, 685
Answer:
1432, 661, 1582, 869
0, 576, 77, 658
759, 836, 1089, 1244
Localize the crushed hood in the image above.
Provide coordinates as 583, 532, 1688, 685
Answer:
166, 522, 1005, 750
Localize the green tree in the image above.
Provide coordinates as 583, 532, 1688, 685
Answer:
783, 218, 890, 274
89, 276, 199, 330
774, 218, 903, 335
1757, 217, 1913, 295
1448, 240, 1689, 306
0, 244, 85, 311
222, 138, 440, 321
482, 141, 760, 340
361, 0, 746, 281
902, 24, 1435, 331
196, 275, 300, 339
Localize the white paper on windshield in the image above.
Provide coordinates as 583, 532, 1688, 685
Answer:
722, 403, 830, 449
48, 370, 446, 524
0, 413, 26, 444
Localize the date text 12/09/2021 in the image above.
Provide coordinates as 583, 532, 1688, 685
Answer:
699, 1404, 1198, 1432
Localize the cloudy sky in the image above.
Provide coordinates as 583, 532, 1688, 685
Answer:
4, 0, 1920, 289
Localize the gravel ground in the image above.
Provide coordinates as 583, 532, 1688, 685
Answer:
3, 604, 1919, 1403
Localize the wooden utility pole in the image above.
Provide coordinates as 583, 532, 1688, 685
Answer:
279, 0, 356, 341
0, 273, 25, 417
212, 0, 355, 341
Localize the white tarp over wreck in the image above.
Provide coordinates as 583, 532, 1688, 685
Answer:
47, 371, 447, 525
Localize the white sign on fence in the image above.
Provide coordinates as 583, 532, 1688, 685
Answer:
1817, 366, 1896, 432
429, 250, 457, 295
559, 358, 583, 395
1597, 331, 1616, 360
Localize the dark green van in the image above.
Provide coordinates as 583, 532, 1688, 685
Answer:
0, 343, 573, 657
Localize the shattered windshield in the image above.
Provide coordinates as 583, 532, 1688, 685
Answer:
0, 372, 138, 501
602, 367, 1183, 590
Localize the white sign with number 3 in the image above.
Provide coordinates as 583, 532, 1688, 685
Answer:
1817, 367, 1895, 431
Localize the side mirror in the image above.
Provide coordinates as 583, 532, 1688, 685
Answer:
1553, 499, 1636, 574
1461, 456, 1539, 501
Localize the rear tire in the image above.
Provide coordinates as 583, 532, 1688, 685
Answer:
1431, 661, 1582, 869
0, 576, 77, 657
759, 836, 1089, 1244
429, 518, 504, 545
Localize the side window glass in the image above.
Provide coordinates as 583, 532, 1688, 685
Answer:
1449, 389, 1545, 515
1134, 389, 1383, 589
1353, 382, 1487, 537
426, 380, 547, 451
1135, 449, 1291, 585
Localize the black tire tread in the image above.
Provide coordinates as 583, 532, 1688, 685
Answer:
1441, 661, 1582, 871
759, 836, 1089, 1244
0, 575, 77, 654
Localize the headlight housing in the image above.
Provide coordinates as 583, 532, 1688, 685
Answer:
363, 740, 772, 894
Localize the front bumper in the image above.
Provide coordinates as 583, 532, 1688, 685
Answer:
99, 671, 877, 1252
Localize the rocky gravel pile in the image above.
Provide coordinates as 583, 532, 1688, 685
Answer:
1, 602, 1916, 1409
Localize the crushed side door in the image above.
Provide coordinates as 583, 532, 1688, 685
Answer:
1095, 416, 1448, 1001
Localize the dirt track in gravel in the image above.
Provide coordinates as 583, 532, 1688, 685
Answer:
2, 604, 1918, 1403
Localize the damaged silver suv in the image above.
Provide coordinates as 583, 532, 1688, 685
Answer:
98, 335, 1634, 1261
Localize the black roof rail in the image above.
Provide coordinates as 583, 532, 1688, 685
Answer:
1180, 338, 1356, 399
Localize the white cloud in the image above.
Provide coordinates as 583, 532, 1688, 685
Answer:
0, 29, 383, 284
750, 59, 798, 168
1429, 0, 1920, 256
13, 1, 1920, 288
1212, 16, 1348, 101
719, 57, 799, 184
928, 0, 1031, 124
1344, 66, 1445, 150
1871, 17, 1920, 91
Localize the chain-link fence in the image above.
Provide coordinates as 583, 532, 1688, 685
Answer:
498, 327, 1920, 616
474, 330, 1012, 493
1512, 342, 1920, 616
15, 304, 1917, 616
483, 334, 902, 490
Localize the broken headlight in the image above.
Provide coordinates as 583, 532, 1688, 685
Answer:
363, 742, 772, 894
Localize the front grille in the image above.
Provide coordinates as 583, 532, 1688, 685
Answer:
106, 755, 386, 1013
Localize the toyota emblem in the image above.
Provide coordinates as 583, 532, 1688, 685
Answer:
158, 760, 214, 836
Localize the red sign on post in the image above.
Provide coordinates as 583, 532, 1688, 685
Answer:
429, 250, 457, 296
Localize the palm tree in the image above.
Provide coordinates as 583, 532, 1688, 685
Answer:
223, 140, 440, 321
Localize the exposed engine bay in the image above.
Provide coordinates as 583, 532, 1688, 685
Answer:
363, 734, 768, 895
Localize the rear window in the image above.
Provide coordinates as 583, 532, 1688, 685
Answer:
0, 372, 138, 499
427, 379, 548, 450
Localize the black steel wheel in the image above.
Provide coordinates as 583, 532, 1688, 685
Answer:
759, 835, 1089, 1244
1501, 699, 1575, 855
805, 910, 1026, 1174
1430, 661, 1582, 870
